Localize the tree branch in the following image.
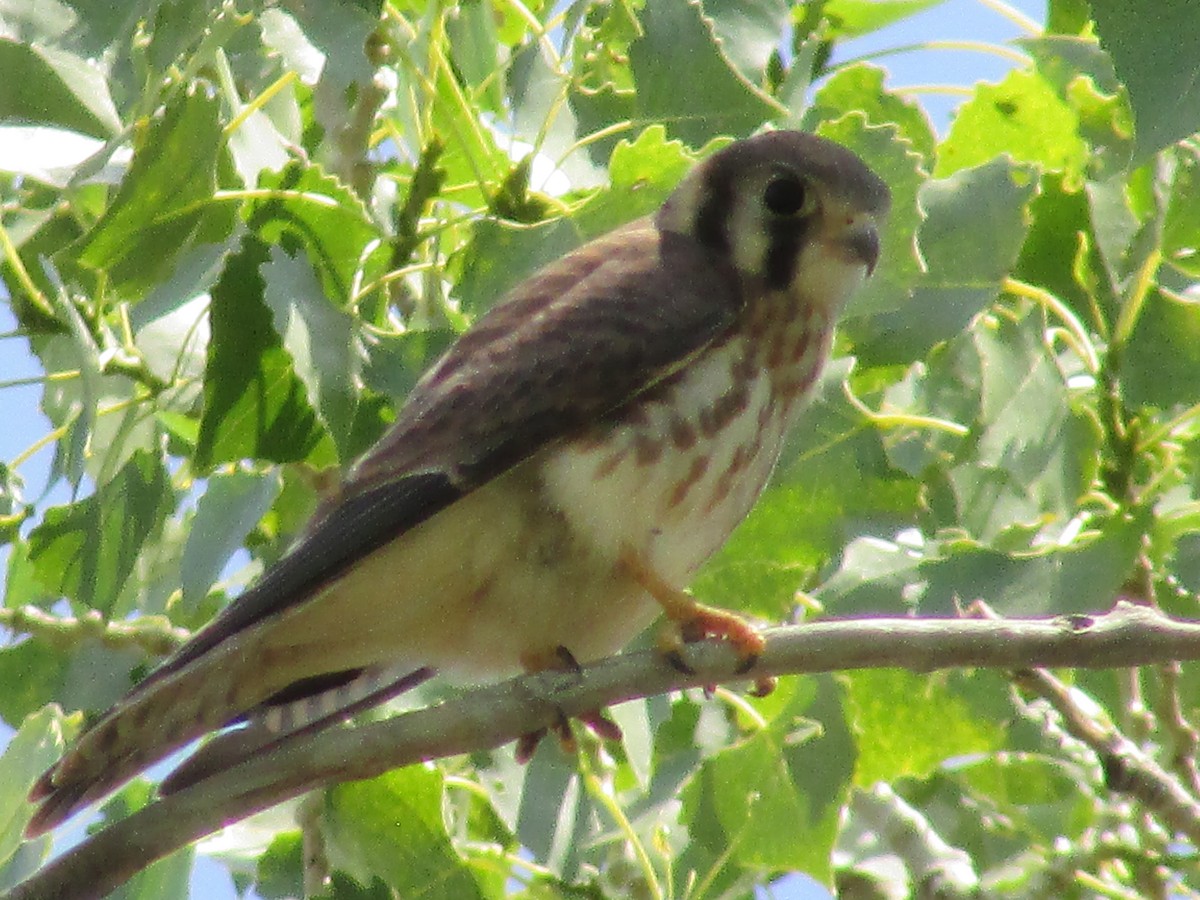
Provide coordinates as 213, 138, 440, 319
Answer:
10, 602, 1200, 900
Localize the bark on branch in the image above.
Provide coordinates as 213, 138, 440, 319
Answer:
9, 602, 1200, 900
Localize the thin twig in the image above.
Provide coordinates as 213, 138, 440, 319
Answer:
1013, 667, 1200, 848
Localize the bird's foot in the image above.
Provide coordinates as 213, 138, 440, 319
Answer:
515, 646, 624, 763
620, 548, 765, 674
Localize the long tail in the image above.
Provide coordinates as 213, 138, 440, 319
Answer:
26, 623, 299, 837
157, 663, 434, 796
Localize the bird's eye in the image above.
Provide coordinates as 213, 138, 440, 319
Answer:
763, 174, 808, 217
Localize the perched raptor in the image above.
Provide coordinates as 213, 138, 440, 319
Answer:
28, 129, 889, 836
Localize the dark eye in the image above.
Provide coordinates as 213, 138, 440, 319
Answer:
763, 174, 808, 216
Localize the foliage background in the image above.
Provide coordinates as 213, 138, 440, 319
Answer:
2, 0, 1200, 897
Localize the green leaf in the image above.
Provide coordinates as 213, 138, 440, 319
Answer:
248, 162, 387, 308
1012, 173, 1105, 323
930, 314, 1101, 539
849, 156, 1037, 365
1020, 35, 1133, 179
1123, 288, 1200, 410
703, 0, 791, 82
1164, 142, 1200, 278
816, 514, 1143, 617
680, 676, 852, 884
196, 237, 335, 471
1091, 0, 1200, 161
948, 753, 1094, 842
261, 247, 365, 457
803, 64, 937, 164
456, 126, 697, 317
0, 707, 70, 871
27, 449, 174, 615
846, 670, 1005, 785
252, 831, 305, 900
628, 0, 777, 147
821, 0, 948, 39
73, 88, 229, 296
181, 469, 281, 610
937, 69, 1088, 180
0, 39, 119, 137
322, 766, 487, 900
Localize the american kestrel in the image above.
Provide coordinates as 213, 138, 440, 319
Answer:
28, 129, 889, 836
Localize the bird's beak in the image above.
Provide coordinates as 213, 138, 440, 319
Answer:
842, 215, 883, 277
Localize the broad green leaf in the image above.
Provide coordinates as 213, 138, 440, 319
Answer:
261, 247, 365, 457
247, 162, 386, 307
848, 156, 1037, 364
1091, 0, 1200, 161
817, 511, 1143, 616
1019, 35, 1133, 179
27, 449, 174, 615
1123, 288, 1200, 410
181, 468, 281, 611
931, 313, 1100, 538
456, 126, 697, 317
195, 237, 335, 471
0, 125, 126, 189
447, 0, 505, 113
322, 766, 488, 899
1012, 173, 1106, 324
680, 676, 852, 884
0, 641, 71, 730
1163, 142, 1200, 278
937, 69, 1088, 180
804, 64, 937, 164
948, 753, 1095, 841
704, 0, 791, 82
821, 0, 947, 39
0, 39, 119, 137
362, 329, 457, 405
252, 832, 304, 900
845, 670, 1005, 785
282, 0, 381, 98
628, 0, 777, 147
0, 707, 70, 874
73, 89, 229, 297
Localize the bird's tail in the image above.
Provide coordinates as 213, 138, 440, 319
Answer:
156, 663, 434, 796
25, 626, 295, 837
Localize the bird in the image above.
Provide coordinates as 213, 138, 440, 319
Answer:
26, 129, 889, 837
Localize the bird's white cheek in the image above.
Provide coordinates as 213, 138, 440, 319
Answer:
793, 240, 868, 316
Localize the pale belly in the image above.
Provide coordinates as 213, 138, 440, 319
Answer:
270, 328, 826, 681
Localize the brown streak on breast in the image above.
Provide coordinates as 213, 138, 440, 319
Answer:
633, 433, 662, 465
704, 437, 762, 514
699, 381, 751, 439
592, 447, 629, 480
669, 414, 698, 450
666, 455, 710, 509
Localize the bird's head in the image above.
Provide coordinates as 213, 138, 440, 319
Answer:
656, 130, 890, 317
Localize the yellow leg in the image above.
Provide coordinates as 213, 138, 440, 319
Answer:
618, 549, 765, 667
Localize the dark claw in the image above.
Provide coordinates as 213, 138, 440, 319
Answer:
554, 645, 583, 673
734, 652, 759, 675
515, 729, 546, 764
665, 649, 695, 675
750, 675, 776, 697
580, 710, 623, 743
